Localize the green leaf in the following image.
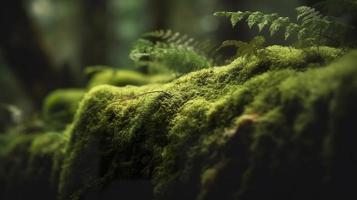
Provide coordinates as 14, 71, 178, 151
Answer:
217, 36, 265, 60
285, 23, 300, 40
296, 6, 322, 22
269, 17, 290, 36
130, 30, 216, 74
230, 11, 248, 27
247, 11, 264, 29
257, 13, 279, 32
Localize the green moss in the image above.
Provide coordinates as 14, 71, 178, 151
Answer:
1, 46, 356, 200
58, 46, 354, 199
0, 131, 66, 199
87, 69, 174, 88
0, 134, 34, 198
42, 89, 85, 130
27, 131, 68, 185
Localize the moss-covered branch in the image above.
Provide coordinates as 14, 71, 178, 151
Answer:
1, 46, 357, 200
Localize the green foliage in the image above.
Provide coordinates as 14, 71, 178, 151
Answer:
129, 30, 217, 75
214, 6, 351, 47
217, 36, 266, 61
87, 68, 174, 88
42, 89, 85, 131
87, 68, 150, 88
0, 132, 66, 199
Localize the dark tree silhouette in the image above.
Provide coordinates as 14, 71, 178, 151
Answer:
80, 0, 110, 67
0, 0, 59, 108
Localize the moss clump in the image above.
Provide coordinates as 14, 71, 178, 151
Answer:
1, 46, 357, 200
0, 131, 67, 199
87, 69, 173, 88
58, 46, 356, 200
42, 89, 85, 131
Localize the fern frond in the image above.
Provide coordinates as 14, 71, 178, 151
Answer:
231, 11, 251, 27
143, 29, 173, 39
247, 11, 264, 29
215, 6, 352, 47
285, 23, 300, 40
257, 13, 279, 32
217, 36, 265, 60
296, 6, 322, 21
130, 30, 217, 74
269, 17, 290, 36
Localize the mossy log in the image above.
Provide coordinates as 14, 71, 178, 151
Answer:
1, 46, 357, 200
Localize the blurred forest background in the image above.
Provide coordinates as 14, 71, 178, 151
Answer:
0, 0, 356, 131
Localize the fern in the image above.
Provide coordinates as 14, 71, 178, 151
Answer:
217, 36, 265, 61
214, 6, 351, 47
129, 30, 216, 74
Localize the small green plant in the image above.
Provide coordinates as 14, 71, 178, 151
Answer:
214, 6, 351, 47
129, 30, 217, 75
216, 36, 266, 61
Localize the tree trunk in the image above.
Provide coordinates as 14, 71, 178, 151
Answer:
80, 0, 110, 67
0, 0, 58, 109
149, 0, 169, 29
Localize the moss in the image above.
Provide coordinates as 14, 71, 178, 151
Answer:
87, 69, 174, 88
0, 134, 34, 198
0, 131, 66, 199
58, 46, 353, 200
27, 131, 68, 185
42, 89, 85, 131
233, 51, 357, 200
1, 46, 357, 200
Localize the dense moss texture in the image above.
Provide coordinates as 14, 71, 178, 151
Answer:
1, 46, 357, 200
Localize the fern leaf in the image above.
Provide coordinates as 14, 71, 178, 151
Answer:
269, 17, 290, 36
297, 27, 310, 45
130, 30, 217, 74
296, 6, 324, 23
217, 36, 265, 60
247, 11, 264, 29
296, 6, 315, 20
163, 30, 173, 39
143, 29, 173, 39
257, 13, 279, 32
285, 23, 300, 40
167, 32, 181, 43
238, 36, 265, 57
230, 11, 250, 27
215, 5, 352, 47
